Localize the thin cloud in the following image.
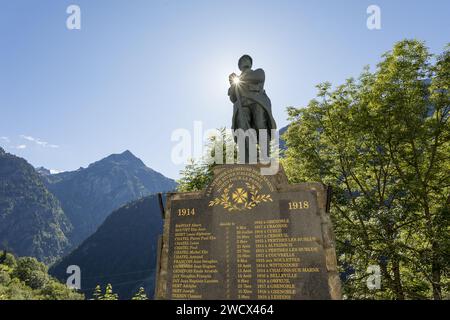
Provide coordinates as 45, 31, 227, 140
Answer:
20, 135, 59, 149
0, 136, 10, 143
15, 145, 27, 149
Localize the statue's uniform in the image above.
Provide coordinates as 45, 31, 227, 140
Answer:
228, 68, 277, 134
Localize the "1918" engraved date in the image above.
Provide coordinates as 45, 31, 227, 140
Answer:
288, 201, 310, 210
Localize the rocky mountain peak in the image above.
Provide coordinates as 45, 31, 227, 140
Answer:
88, 150, 145, 169
36, 167, 52, 176
45, 150, 176, 249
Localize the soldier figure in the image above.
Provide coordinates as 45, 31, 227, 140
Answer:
228, 55, 277, 162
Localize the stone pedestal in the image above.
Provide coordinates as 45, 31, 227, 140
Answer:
155, 164, 341, 300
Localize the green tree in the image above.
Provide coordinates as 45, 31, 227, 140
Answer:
12, 257, 50, 290
368, 40, 450, 299
0, 251, 83, 300
131, 287, 148, 300
92, 285, 103, 300
282, 39, 449, 299
177, 128, 235, 192
102, 283, 119, 300
177, 159, 212, 192
0, 250, 7, 264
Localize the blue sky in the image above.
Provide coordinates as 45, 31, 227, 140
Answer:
0, 0, 449, 179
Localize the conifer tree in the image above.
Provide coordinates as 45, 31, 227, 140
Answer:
92, 285, 103, 300
102, 283, 119, 300
131, 287, 148, 300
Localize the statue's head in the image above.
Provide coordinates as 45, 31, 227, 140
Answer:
238, 55, 253, 71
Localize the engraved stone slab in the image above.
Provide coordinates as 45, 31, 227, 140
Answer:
155, 165, 341, 300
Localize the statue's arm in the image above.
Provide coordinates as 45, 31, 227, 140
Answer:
242, 69, 265, 83
228, 85, 237, 103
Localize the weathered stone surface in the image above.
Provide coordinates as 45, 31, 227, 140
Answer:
155, 164, 341, 300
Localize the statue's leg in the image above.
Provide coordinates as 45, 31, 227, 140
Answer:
236, 106, 251, 130
250, 104, 270, 160
235, 107, 252, 163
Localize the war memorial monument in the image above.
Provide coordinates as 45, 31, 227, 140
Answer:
155, 55, 342, 300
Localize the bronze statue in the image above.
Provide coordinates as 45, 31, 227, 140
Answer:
228, 55, 276, 161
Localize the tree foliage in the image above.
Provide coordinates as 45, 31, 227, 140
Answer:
131, 287, 148, 300
0, 251, 83, 300
282, 40, 449, 299
176, 128, 235, 192
92, 283, 119, 300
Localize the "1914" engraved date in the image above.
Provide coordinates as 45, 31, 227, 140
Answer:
177, 208, 196, 216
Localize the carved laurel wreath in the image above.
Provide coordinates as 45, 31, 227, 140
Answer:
208, 183, 272, 212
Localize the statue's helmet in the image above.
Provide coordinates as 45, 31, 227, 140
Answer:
238, 54, 253, 70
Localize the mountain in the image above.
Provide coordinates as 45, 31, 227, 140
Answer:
0, 147, 71, 263
44, 150, 176, 248
279, 125, 288, 153
50, 194, 163, 299
35, 167, 51, 176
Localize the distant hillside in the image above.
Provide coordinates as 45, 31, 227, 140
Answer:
44, 150, 176, 248
0, 147, 71, 263
50, 195, 163, 299
279, 125, 288, 153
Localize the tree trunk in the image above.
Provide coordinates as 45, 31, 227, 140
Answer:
431, 241, 442, 300
424, 202, 442, 300
392, 257, 405, 300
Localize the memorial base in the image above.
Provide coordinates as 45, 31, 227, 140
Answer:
155, 164, 341, 300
